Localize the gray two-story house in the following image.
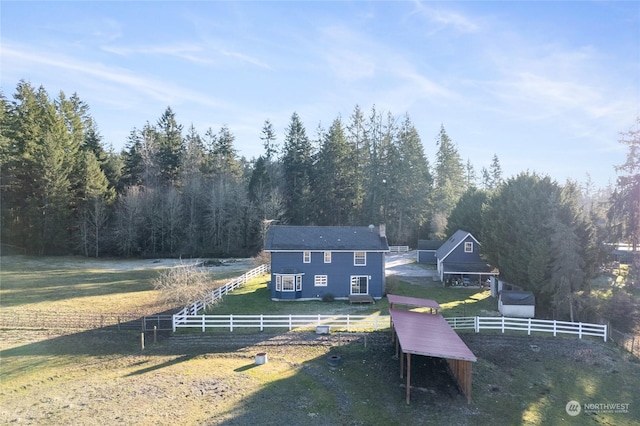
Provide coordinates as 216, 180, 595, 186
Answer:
264, 225, 389, 301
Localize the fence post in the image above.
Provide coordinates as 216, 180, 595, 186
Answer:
579, 322, 583, 339
501, 316, 505, 334
260, 314, 264, 332
317, 314, 321, 326
603, 324, 607, 342
475, 316, 479, 333
230, 314, 233, 332
288, 314, 292, 331
202, 314, 206, 332
172, 315, 176, 333
553, 320, 557, 337
527, 318, 531, 336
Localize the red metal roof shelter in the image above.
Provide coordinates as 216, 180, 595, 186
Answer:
388, 295, 477, 404
387, 294, 441, 313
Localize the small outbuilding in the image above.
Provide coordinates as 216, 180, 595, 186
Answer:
498, 290, 535, 318
416, 239, 442, 265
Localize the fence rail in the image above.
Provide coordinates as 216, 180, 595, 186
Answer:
389, 246, 410, 253
445, 316, 607, 341
0, 310, 141, 331
174, 264, 270, 319
172, 313, 607, 342
173, 314, 389, 332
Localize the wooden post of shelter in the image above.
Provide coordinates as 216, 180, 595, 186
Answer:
406, 352, 411, 404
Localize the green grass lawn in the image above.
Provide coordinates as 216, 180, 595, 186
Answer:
204, 274, 498, 318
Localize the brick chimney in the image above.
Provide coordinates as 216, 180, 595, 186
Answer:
379, 224, 386, 238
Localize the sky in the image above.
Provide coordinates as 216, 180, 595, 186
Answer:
2, 1, 639, 188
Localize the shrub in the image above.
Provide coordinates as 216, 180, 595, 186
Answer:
322, 293, 335, 302
152, 261, 213, 306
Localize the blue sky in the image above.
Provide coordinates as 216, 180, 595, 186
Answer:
2, 1, 638, 188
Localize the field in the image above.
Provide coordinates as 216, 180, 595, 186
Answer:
1, 256, 639, 425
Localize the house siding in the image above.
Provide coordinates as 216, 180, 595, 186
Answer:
270, 251, 386, 300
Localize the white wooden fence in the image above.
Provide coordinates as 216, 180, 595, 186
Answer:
445, 316, 607, 342
172, 314, 388, 332
388, 246, 410, 253
174, 264, 270, 320
172, 312, 607, 341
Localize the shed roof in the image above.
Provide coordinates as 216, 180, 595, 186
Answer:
264, 225, 389, 252
390, 309, 477, 362
500, 290, 535, 305
417, 239, 443, 251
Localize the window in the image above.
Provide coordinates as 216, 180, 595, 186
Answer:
351, 276, 369, 294
275, 275, 282, 291
275, 274, 303, 292
464, 242, 473, 253
324, 251, 331, 263
354, 251, 366, 266
303, 251, 311, 263
282, 275, 295, 291
315, 275, 328, 286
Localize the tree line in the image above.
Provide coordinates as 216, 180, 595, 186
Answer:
1, 82, 638, 322
1, 81, 503, 257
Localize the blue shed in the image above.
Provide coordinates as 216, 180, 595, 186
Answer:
264, 225, 390, 301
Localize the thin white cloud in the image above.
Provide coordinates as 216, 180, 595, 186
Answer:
2, 43, 225, 108
102, 43, 214, 65
103, 41, 272, 70
410, 0, 480, 34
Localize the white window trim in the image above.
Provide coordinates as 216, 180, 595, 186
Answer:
464, 242, 473, 253
354, 251, 366, 266
324, 251, 331, 263
314, 275, 328, 286
303, 251, 311, 263
350, 275, 369, 295
275, 274, 303, 292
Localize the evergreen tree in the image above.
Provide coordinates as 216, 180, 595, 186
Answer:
282, 112, 313, 224
156, 107, 184, 185
482, 173, 596, 316
313, 117, 358, 225
390, 114, 432, 244
465, 159, 477, 189
346, 105, 369, 223
211, 125, 241, 180
445, 187, 488, 238
432, 125, 466, 236
260, 119, 278, 161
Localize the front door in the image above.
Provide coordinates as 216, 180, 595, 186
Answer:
351, 275, 369, 295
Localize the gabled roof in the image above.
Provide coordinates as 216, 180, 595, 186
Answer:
264, 225, 389, 252
436, 229, 480, 261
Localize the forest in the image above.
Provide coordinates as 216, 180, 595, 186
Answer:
1, 81, 639, 322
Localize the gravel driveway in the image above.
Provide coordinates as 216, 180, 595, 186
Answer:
385, 251, 441, 286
